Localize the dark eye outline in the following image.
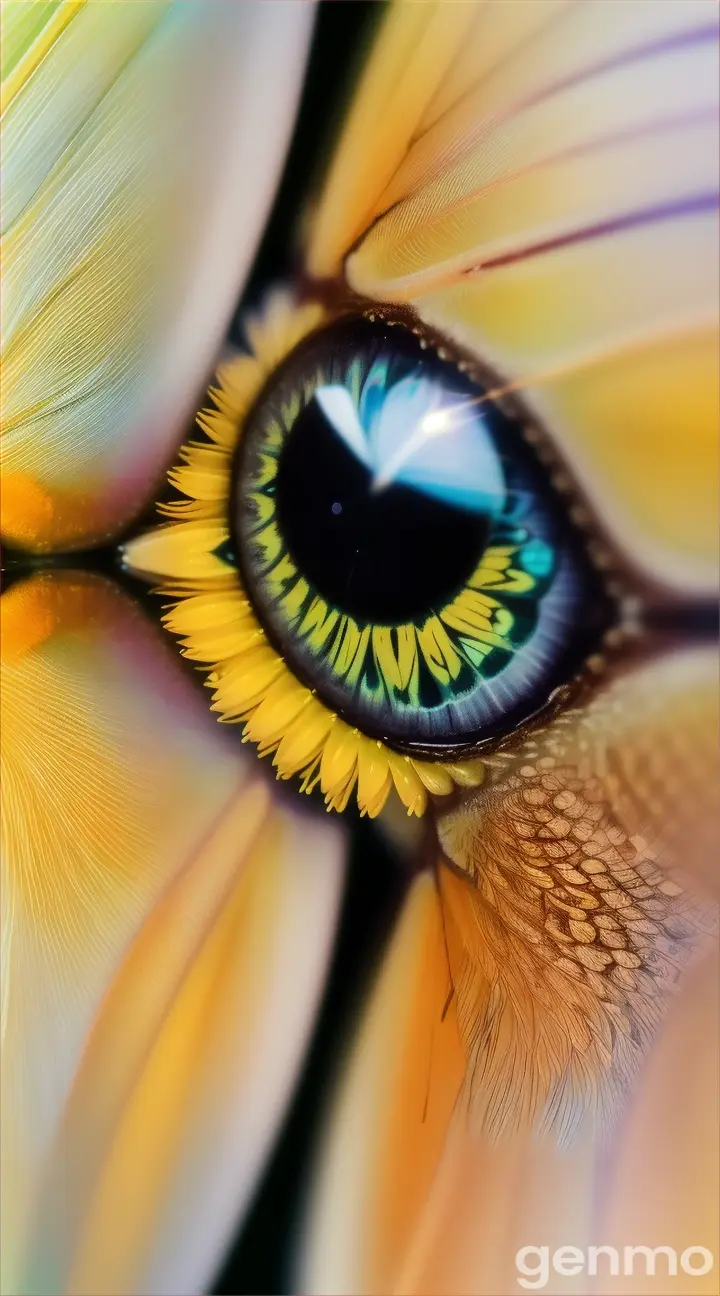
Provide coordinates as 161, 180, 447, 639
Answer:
228, 303, 619, 762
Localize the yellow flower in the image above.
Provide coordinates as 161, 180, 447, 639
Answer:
126, 292, 487, 819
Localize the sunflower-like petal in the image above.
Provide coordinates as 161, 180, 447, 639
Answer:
274, 706, 335, 780
126, 522, 233, 582
356, 740, 393, 820
320, 722, 361, 801
243, 675, 314, 753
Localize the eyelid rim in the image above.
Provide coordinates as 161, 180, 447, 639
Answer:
232, 298, 716, 762
228, 301, 628, 761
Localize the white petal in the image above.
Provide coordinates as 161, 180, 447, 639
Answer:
1, 0, 314, 551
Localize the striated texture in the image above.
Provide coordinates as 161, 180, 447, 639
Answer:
438, 648, 718, 1142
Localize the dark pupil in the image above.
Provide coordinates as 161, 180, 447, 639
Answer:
274, 395, 491, 625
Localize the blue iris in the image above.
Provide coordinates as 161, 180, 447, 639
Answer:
520, 538, 554, 578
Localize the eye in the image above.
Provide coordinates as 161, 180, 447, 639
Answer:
128, 296, 613, 817
235, 313, 609, 753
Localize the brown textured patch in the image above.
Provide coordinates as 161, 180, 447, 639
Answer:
437, 649, 718, 1143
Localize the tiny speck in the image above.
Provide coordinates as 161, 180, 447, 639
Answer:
331, 502, 342, 515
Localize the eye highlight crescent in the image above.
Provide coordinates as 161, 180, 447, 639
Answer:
126, 294, 613, 817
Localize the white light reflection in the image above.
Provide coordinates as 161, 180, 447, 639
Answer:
315, 364, 507, 516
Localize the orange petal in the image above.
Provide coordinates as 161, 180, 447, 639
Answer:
596, 949, 720, 1295
300, 873, 466, 1294
382, 950, 719, 1296
301, 647, 718, 1294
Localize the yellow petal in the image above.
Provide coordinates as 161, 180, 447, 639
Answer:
163, 591, 250, 636
274, 702, 335, 778
410, 761, 455, 797
210, 645, 285, 717
0, 571, 246, 1289
180, 622, 263, 663
169, 464, 230, 503
124, 521, 232, 582
320, 722, 360, 796
387, 751, 427, 817
243, 674, 314, 751
356, 739, 392, 818
1, 0, 314, 551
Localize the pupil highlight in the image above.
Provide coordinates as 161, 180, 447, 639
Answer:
274, 395, 491, 626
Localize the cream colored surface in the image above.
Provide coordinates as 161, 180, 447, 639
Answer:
1, 574, 345, 1295
1, 0, 314, 550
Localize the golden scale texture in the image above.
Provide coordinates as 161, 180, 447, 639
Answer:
438, 654, 719, 1143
